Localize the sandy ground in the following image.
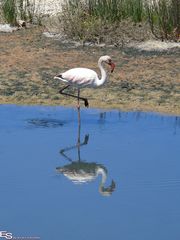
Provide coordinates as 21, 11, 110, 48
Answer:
0, 27, 180, 115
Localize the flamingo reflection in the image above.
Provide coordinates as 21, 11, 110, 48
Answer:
56, 109, 116, 196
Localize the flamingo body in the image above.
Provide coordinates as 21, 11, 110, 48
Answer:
54, 55, 115, 107
56, 162, 116, 196
59, 67, 99, 88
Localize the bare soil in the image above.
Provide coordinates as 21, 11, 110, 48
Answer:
0, 27, 180, 115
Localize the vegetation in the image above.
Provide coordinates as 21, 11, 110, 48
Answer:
0, 0, 179, 41
87, 0, 145, 23
18, 0, 36, 22
60, 0, 180, 41
1, 0, 17, 25
146, 0, 180, 40
1, 0, 39, 25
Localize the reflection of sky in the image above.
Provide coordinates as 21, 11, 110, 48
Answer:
0, 105, 180, 240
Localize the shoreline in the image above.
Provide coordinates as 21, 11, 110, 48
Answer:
0, 101, 179, 117
0, 27, 179, 116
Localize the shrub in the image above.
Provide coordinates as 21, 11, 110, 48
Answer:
1, 0, 41, 25
2, 0, 17, 25
60, 0, 179, 41
146, 0, 180, 40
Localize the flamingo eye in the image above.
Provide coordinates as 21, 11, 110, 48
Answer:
106, 59, 112, 65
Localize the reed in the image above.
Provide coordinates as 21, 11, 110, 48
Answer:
85, 0, 145, 22
2, 0, 17, 25
1, 0, 179, 40
1, 0, 40, 25
61, 0, 179, 41
146, 0, 180, 40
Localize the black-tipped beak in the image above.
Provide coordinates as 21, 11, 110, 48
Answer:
107, 61, 115, 73
110, 62, 115, 73
54, 74, 62, 80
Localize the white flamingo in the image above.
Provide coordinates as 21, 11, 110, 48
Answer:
56, 162, 116, 196
54, 55, 115, 108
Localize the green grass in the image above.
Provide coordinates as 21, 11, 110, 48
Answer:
146, 0, 180, 40
1, 0, 179, 40
60, 0, 180, 41
1, 0, 40, 25
2, 0, 17, 25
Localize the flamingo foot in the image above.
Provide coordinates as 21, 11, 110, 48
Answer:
77, 103, 80, 110
84, 99, 89, 108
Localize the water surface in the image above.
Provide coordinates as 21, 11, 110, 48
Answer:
0, 105, 180, 240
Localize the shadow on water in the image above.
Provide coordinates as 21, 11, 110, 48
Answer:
56, 108, 116, 197
24, 108, 180, 135
27, 118, 66, 128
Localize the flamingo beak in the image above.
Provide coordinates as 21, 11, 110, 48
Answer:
107, 61, 115, 73
110, 62, 115, 73
54, 74, 62, 80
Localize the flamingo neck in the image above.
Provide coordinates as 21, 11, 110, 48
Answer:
96, 167, 107, 186
96, 59, 108, 87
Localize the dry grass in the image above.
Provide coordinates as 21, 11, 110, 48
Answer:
0, 27, 179, 115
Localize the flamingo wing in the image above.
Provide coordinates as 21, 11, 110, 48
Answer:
61, 68, 98, 88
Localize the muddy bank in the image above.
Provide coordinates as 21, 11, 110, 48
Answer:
0, 27, 179, 115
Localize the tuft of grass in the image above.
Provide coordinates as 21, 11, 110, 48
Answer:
59, 1, 101, 42
2, 0, 17, 25
60, 0, 179, 42
1, 0, 42, 25
1, 0, 179, 41
59, 0, 146, 42
85, 0, 145, 23
146, 0, 180, 40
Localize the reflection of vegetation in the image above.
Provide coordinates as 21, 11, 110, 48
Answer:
28, 118, 65, 128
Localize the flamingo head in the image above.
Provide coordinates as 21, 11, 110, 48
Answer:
99, 180, 116, 196
99, 55, 115, 73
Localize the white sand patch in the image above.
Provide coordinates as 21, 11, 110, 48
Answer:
30, 0, 64, 15
131, 40, 180, 51
43, 31, 63, 38
0, 24, 18, 32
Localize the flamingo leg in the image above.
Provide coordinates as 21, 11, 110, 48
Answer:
59, 85, 89, 107
77, 89, 80, 109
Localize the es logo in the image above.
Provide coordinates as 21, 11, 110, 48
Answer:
0, 231, 13, 240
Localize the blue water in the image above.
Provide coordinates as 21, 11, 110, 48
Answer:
0, 105, 180, 240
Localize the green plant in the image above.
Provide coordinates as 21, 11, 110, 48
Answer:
57, 0, 180, 41
17, 0, 37, 22
87, 0, 120, 22
1, 0, 41, 25
2, 0, 17, 25
171, 0, 180, 39
60, 0, 146, 41
87, 0, 145, 22
146, 0, 180, 40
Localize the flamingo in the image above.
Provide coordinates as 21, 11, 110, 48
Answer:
54, 55, 115, 108
56, 110, 116, 196
56, 126, 116, 196
56, 162, 116, 196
